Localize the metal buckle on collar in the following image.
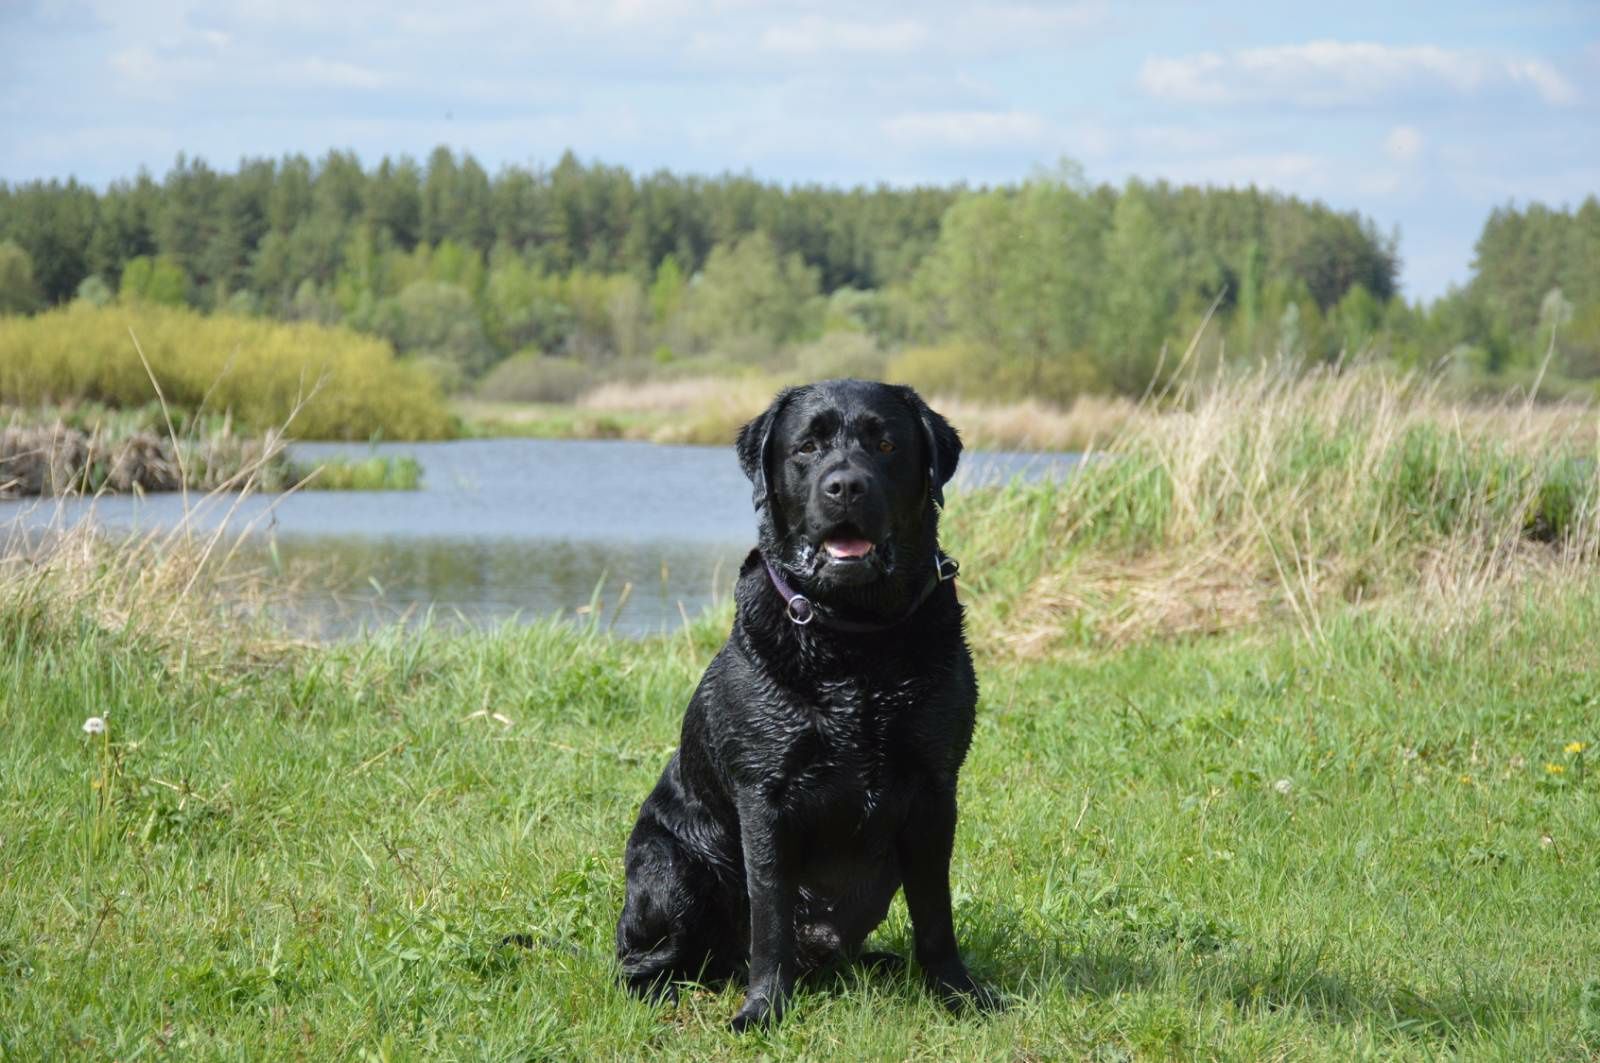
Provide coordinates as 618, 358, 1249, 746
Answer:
935, 554, 960, 582
786, 594, 815, 625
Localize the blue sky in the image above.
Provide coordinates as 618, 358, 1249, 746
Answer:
3, 0, 1596, 300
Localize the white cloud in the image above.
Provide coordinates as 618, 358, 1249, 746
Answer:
1384, 124, 1422, 163
882, 110, 1048, 149
760, 17, 929, 56
1505, 59, 1579, 106
1140, 41, 1578, 108
295, 58, 387, 90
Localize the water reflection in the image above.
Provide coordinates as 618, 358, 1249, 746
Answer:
251, 533, 743, 637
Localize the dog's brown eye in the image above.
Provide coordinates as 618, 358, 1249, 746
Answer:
799, 440, 818, 455
878, 439, 895, 454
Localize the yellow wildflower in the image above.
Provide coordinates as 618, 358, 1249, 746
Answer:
1545, 763, 1566, 775
1565, 741, 1587, 754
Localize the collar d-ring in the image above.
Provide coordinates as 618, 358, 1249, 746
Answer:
785, 594, 815, 625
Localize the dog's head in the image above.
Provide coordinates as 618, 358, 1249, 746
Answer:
737, 379, 961, 608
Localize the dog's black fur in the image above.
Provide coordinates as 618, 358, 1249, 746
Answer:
615, 379, 999, 1030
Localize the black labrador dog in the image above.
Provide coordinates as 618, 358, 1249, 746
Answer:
615, 379, 999, 1030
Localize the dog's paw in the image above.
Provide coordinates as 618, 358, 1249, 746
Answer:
931, 972, 1007, 1015
729, 991, 783, 1032
949, 981, 1007, 1014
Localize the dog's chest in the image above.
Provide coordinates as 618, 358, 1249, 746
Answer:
770, 675, 925, 818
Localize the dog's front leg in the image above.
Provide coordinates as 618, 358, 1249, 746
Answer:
897, 784, 1004, 1013
731, 795, 798, 1031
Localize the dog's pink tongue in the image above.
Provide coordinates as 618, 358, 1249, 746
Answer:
824, 538, 874, 559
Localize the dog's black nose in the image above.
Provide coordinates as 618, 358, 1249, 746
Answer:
821, 466, 867, 503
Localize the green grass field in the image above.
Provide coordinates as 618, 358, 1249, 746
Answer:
2, 366, 1598, 1058
2, 581, 1596, 1058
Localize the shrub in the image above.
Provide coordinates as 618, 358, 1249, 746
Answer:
75, 274, 114, 307
793, 331, 887, 381
0, 302, 453, 440
476, 352, 595, 403
886, 343, 986, 397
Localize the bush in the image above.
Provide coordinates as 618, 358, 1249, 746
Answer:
74, 274, 113, 307
793, 331, 887, 381
476, 352, 596, 403
0, 302, 453, 440
886, 343, 986, 397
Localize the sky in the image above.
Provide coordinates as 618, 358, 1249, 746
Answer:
2, 0, 1596, 301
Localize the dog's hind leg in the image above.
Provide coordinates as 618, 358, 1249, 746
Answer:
616, 799, 741, 1000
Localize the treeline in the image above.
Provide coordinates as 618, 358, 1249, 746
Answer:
1, 148, 1595, 403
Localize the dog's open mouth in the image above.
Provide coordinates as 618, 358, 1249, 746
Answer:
824, 537, 874, 560
819, 523, 877, 563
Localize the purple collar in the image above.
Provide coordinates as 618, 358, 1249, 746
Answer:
761, 551, 959, 632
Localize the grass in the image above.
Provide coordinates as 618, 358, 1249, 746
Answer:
0, 555, 1596, 1057
289, 454, 423, 491
2, 364, 1599, 1057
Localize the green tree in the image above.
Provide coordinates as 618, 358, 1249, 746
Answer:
0, 241, 44, 313
686, 232, 822, 352
119, 254, 189, 306
371, 280, 496, 377
1097, 185, 1179, 392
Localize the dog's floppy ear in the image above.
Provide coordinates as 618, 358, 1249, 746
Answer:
897, 386, 962, 508
736, 386, 801, 513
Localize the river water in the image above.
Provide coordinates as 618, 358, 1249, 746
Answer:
1, 439, 1078, 636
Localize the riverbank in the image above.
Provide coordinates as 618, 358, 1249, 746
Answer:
1, 406, 422, 497
460, 377, 1141, 451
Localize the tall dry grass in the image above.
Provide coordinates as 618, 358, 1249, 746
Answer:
925, 393, 1139, 452
572, 376, 1137, 450
0, 449, 315, 666
578, 376, 775, 445
945, 364, 1600, 654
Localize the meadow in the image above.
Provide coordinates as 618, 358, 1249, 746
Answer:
1, 368, 1597, 1058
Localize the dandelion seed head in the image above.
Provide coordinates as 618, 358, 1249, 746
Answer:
1273, 778, 1293, 795
82, 716, 106, 735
